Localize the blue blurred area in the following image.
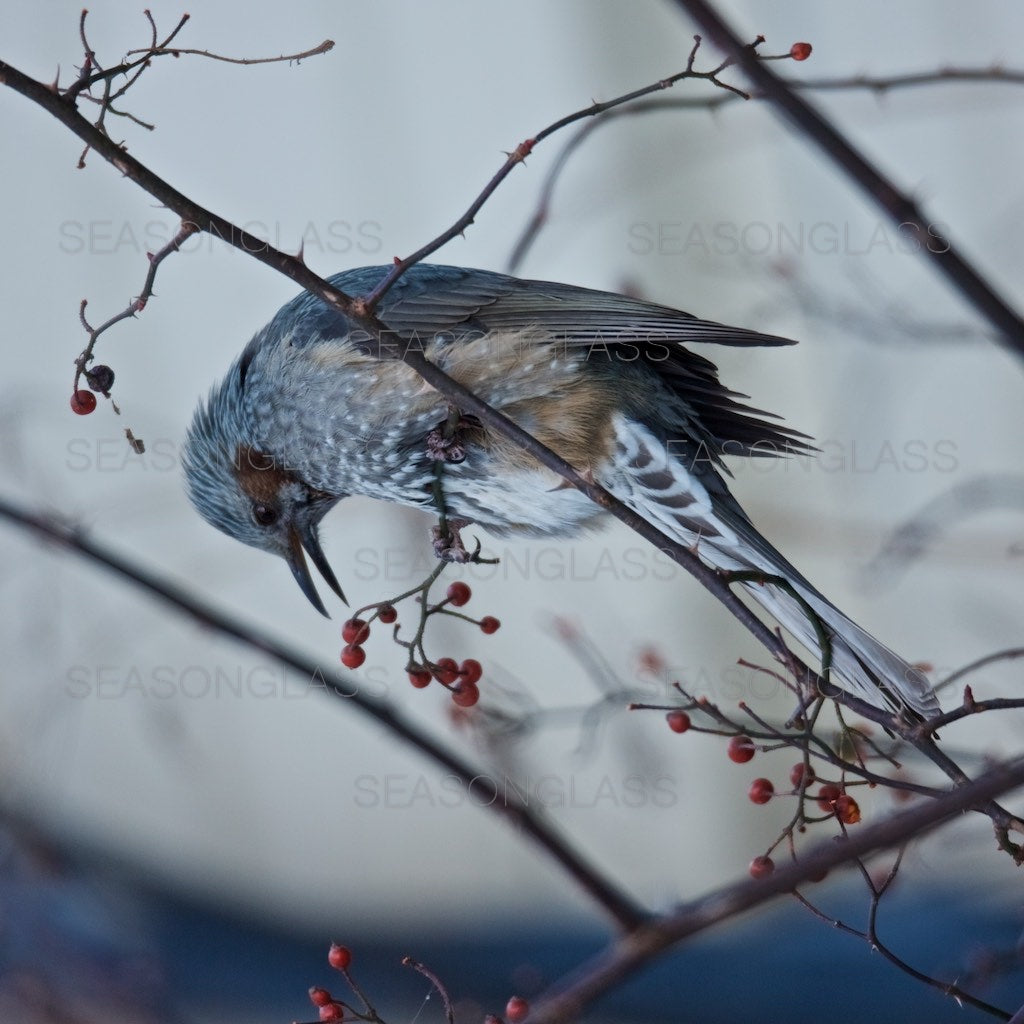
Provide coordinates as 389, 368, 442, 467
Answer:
3, 817, 1021, 1023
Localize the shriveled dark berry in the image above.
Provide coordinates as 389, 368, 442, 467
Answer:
86, 364, 115, 392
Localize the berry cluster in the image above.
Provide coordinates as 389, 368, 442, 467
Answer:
70, 363, 115, 415
338, 578, 501, 709
306, 944, 354, 1022
659, 706, 866, 881
307, 944, 525, 1023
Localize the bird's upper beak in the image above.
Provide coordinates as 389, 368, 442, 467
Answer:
286, 520, 347, 616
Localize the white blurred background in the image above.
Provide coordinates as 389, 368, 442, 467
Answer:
1, 1, 1023, 1020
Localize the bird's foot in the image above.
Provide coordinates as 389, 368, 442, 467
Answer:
431, 519, 499, 565
426, 413, 482, 464
432, 518, 473, 563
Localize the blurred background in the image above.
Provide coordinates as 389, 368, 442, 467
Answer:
1, 0, 1023, 1020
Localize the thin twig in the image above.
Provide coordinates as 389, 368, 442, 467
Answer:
74, 220, 200, 389
858, 849, 1011, 1018
124, 38, 335, 65
401, 957, 455, 1024
937, 647, 1024, 695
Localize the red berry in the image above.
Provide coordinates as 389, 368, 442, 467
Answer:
340, 645, 365, 669
790, 41, 812, 61
309, 987, 333, 1007
319, 1005, 343, 1022
452, 680, 480, 708
328, 943, 352, 970
748, 778, 774, 804
408, 666, 432, 688
728, 735, 755, 763
377, 604, 398, 624
749, 855, 775, 879
459, 658, 482, 684
446, 581, 472, 606
790, 763, 815, 788
342, 618, 370, 644
666, 711, 691, 734
835, 794, 861, 825
479, 616, 501, 634
433, 657, 459, 685
816, 784, 841, 812
70, 389, 97, 415
506, 996, 529, 1022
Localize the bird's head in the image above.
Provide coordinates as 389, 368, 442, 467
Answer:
182, 369, 346, 616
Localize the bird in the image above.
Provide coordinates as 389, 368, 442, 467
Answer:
183, 263, 939, 718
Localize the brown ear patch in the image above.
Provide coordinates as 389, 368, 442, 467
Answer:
233, 445, 291, 505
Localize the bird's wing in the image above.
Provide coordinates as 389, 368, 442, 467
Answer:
354, 264, 797, 348
275, 264, 795, 349
363, 266, 812, 460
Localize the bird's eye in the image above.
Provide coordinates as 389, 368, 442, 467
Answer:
252, 503, 279, 527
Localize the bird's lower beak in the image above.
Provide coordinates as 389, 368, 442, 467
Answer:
287, 522, 347, 616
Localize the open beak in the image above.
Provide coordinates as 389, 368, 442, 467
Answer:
286, 521, 348, 616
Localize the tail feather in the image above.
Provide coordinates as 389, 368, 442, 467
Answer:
743, 579, 939, 718
607, 416, 940, 718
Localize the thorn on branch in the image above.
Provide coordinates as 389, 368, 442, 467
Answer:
512, 137, 536, 162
